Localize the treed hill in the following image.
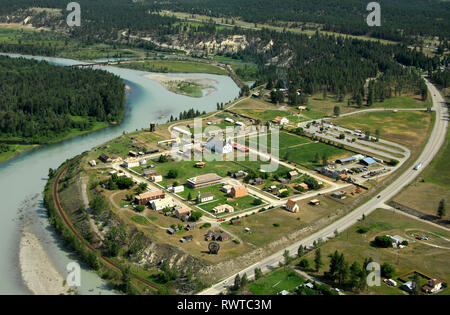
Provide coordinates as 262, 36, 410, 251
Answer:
156, 0, 450, 41
0, 0, 448, 42
0, 56, 125, 143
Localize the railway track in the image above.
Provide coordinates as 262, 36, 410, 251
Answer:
52, 158, 159, 292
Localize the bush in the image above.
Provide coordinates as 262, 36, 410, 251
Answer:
167, 169, 178, 178
200, 223, 211, 229
252, 198, 263, 206
357, 226, 370, 234
381, 262, 396, 278
298, 258, 310, 269
387, 159, 399, 166
374, 235, 393, 248
190, 210, 203, 222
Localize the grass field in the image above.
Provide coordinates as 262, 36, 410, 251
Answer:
221, 199, 343, 247
300, 209, 450, 294
333, 110, 433, 151
248, 131, 311, 152
176, 184, 263, 215
422, 127, 450, 187
248, 268, 304, 295
393, 127, 450, 222
151, 159, 242, 187
234, 109, 289, 121
0, 144, 36, 164
117, 59, 227, 75
371, 95, 431, 109
281, 142, 350, 169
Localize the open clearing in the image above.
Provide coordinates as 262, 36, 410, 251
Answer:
118, 59, 227, 75
281, 142, 350, 169
333, 110, 433, 152
300, 209, 450, 295
248, 268, 304, 295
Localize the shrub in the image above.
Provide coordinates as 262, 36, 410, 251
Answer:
167, 169, 178, 178
357, 226, 370, 234
374, 235, 393, 248
298, 258, 310, 269
387, 159, 399, 166
381, 262, 396, 278
135, 205, 145, 213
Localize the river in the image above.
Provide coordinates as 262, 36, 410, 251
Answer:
0, 54, 240, 294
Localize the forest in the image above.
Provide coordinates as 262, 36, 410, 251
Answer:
0, 56, 125, 143
0, 0, 449, 43
154, 0, 450, 41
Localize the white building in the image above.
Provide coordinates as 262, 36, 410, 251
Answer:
122, 158, 140, 168
197, 192, 214, 203
151, 197, 175, 211
172, 185, 184, 193
284, 199, 300, 213
204, 138, 233, 154
151, 175, 163, 183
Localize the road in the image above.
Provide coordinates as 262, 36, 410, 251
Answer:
198, 78, 448, 295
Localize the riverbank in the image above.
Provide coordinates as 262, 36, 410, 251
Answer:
143, 73, 217, 97
0, 122, 112, 165
19, 230, 74, 295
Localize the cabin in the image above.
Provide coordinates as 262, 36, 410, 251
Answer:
175, 207, 191, 218
98, 153, 111, 163
212, 204, 234, 214
151, 197, 175, 211
284, 199, 300, 213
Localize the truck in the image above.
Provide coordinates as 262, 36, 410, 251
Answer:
413, 162, 423, 170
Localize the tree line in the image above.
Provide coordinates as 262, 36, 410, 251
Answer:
0, 55, 125, 143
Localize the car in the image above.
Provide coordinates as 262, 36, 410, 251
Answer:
377, 195, 381, 199
333, 288, 340, 292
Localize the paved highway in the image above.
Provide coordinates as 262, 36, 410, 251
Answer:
198, 78, 448, 295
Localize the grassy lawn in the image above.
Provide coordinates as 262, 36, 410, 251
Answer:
268, 132, 311, 149
221, 208, 305, 247
131, 215, 149, 225
0, 144, 36, 164
333, 110, 433, 151
234, 109, 290, 121
281, 142, 350, 169
152, 159, 242, 187
300, 209, 450, 294
117, 59, 227, 75
248, 268, 304, 295
178, 184, 263, 214
393, 127, 450, 222
372, 95, 431, 109
422, 127, 450, 187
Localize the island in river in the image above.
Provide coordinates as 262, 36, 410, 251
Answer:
0, 55, 126, 164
